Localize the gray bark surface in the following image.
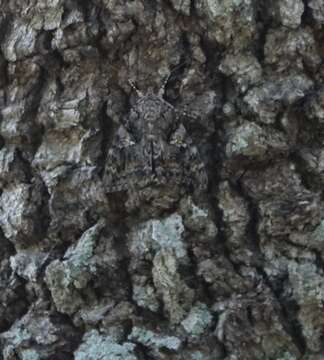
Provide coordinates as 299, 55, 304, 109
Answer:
0, 0, 324, 359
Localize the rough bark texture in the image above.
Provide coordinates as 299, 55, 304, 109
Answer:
0, 0, 324, 359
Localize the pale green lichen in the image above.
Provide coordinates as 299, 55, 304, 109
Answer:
30, 0, 63, 31
181, 303, 213, 337
244, 75, 313, 124
219, 53, 262, 93
129, 326, 182, 351
288, 260, 324, 352
276, 352, 299, 360
151, 213, 186, 258
75, 330, 137, 360
20, 349, 41, 360
278, 0, 304, 29
205, 0, 246, 18
2, 20, 37, 62
45, 220, 105, 314
196, 0, 255, 48
129, 213, 187, 260
153, 249, 194, 324
226, 122, 288, 161
132, 283, 159, 312
180, 197, 217, 238
189, 351, 204, 360
1, 311, 61, 359
309, 0, 324, 24
310, 220, 324, 250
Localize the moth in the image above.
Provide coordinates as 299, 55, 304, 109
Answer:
104, 79, 208, 194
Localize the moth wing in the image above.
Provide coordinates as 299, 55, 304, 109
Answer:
114, 124, 136, 148
104, 125, 139, 193
170, 123, 194, 146
184, 145, 208, 191
169, 124, 208, 191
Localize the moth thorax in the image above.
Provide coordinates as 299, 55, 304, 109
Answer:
147, 133, 156, 140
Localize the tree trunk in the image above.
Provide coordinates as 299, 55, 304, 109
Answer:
0, 0, 323, 359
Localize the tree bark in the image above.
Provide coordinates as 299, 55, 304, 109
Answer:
0, 0, 323, 359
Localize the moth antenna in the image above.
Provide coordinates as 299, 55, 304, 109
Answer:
158, 74, 171, 97
129, 80, 144, 97
158, 61, 187, 97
